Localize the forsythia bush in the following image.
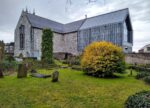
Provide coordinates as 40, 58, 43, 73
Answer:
81, 41, 125, 77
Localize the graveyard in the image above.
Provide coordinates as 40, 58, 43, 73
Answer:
0, 67, 150, 108
1, 37, 150, 107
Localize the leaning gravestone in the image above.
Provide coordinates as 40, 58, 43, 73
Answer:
52, 71, 59, 82
17, 64, 27, 78
0, 68, 3, 78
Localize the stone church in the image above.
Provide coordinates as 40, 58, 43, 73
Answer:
14, 8, 133, 60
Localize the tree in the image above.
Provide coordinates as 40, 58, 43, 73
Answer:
41, 29, 53, 64
81, 41, 125, 77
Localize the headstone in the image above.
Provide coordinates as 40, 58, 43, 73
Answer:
17, 64, 27, 78
0, 68, 3, 78
30, 69, 37, 73
52, 71, 59, 82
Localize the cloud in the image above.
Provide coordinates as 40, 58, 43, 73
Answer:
0, 0, 150, 52
0, 31, 14, 43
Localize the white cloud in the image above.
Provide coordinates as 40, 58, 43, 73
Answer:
0, 31, 14, 43
0, 0, 150, 52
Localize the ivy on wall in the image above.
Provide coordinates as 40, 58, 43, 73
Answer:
41, 29, 53, 63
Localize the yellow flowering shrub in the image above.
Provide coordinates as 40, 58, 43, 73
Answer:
81, 41, 125, 77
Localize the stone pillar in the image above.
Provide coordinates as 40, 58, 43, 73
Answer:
52, 71, 59, 82
17, 64, 27, 78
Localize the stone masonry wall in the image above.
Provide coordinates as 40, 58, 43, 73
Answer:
125, 53, 150, 65
33, 28, 66, 60
64, 32, 78, 55
14, 12, 32, 57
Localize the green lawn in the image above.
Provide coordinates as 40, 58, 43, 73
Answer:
0, 69, 150, 108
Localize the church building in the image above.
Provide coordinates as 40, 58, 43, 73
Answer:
14, 8, 133, 60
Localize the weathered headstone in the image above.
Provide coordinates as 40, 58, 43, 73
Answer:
52, 71, 59, 82
30, 69, 37, 73
0, 68, 3, 78
17, 64, 27, 78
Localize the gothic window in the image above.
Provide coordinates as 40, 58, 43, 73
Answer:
19, 25, 25, 49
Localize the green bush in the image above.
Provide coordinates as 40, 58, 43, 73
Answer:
129, 65, 150, 72
136, 72, 150, 79
68, 56, 81, 66
144, 76, 150, 84
0, 60, 19, 73
125, 91, 150, 108
81, 41, 125, 77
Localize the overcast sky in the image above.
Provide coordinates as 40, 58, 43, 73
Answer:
0, 0, 150, 52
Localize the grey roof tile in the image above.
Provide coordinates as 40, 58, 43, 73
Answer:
26, 13, 64, 33
80, 8, 129, 30
63, 19, 85, 33
25, 8, 129, 33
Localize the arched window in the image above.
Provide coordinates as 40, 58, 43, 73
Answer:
19, 25, 25, 49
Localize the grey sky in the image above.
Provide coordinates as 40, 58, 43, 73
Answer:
0, 0, 150, 52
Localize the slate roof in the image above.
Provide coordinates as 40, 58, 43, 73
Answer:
26, 13, 64, 33
24, 8, 129, 33
63, 19, 85, 33
80, 8, 129, 30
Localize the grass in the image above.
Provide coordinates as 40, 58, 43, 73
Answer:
0, 69, 150, 108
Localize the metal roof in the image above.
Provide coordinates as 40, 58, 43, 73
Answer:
80, 8, 129, 30
24, 8, 129, 33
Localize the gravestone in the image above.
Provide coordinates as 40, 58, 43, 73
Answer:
17, 64, 27, 78
52, 71, 59, 82
0, 68, 3, 78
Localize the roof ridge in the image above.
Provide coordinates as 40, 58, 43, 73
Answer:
25, 12, 64, 25
86, 8, 129, 20
24, 8, 128, 26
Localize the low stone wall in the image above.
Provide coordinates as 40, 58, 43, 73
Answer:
53, 52, 73, 60
125, 53, 150, 65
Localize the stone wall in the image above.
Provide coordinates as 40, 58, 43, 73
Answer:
125, 53, 150, 65
32, 29, 79, 60
64, 32, 78, 55
33, 29, 66, 60
14, 12, 32, 58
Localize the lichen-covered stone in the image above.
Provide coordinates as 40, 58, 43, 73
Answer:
52, 71, 59, 82
17, 64, 27, 78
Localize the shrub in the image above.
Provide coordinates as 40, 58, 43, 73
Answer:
125, 91, 150, 108
0, 60, 19, 74
42, 29, 53, 64
5, 55, 15, 62
68, 56, 81, 66
81, 41, 125, 77
136, 72, 150, 79
144, 76, 150, 84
